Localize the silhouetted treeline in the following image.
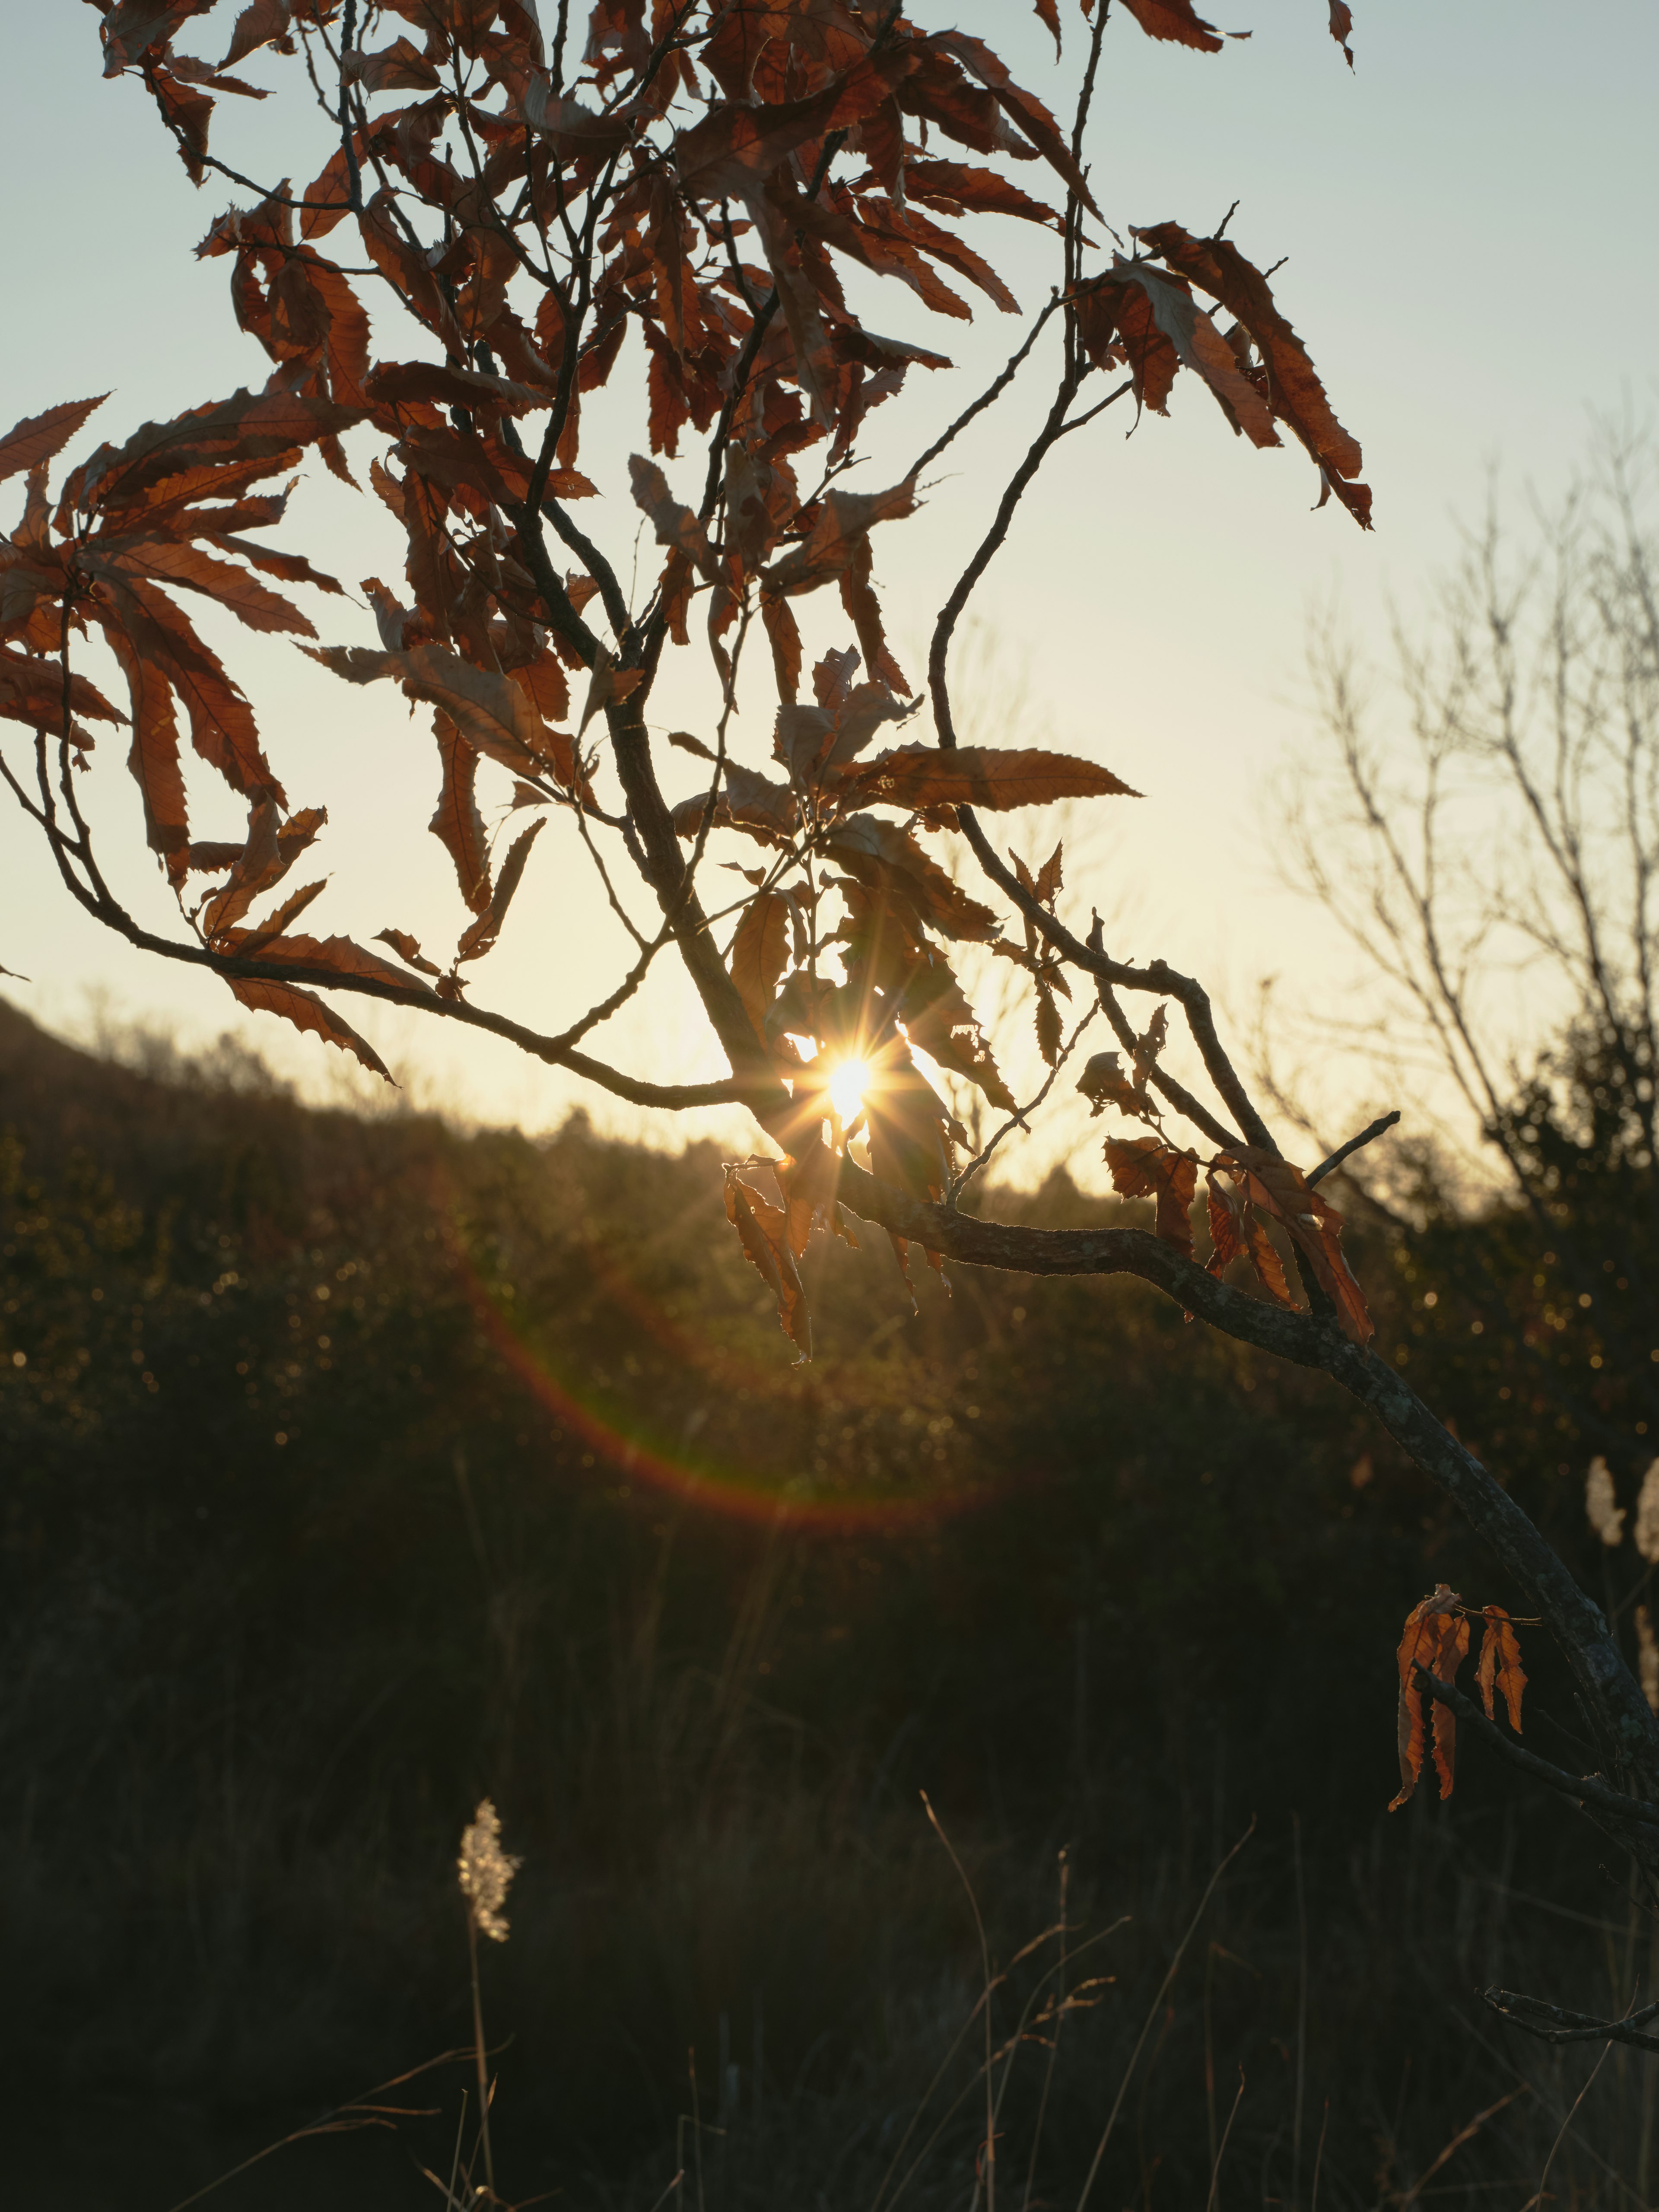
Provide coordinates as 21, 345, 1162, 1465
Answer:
2, 1000, 1651, 2209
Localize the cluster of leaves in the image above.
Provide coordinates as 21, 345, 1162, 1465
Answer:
5, 0, 1370, 1360
1077, 1014, 1373, 1344
1388, 1583, 1526, 1810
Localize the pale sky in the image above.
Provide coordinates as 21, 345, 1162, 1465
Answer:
3, 1, 1656, 1181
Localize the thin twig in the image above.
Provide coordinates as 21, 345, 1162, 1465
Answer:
1415, 1667, 1659, 1827
909, 297, 1063, 484
1485, 1987, 1659, 2054
1307, 1109, 1402, 1186
950, 1004, 1099, 1206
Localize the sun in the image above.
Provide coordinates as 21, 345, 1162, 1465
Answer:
828, 1055, 875, 1127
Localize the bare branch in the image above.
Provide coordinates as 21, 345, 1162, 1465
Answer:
1306, 1109, 1401, 1187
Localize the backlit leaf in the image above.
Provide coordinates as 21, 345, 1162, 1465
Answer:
725, 1170, 812, 1360
832, 743, 1138, 812
429, 710, 491, 915
457, 819, 545, 963
225, 973, 394, 1083
1103, 1135, 1198, 1257
1478, 1607, 1527, 1732
730, 891, 791, 1032
0, 395, 108, 486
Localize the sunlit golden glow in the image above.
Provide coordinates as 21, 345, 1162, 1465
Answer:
828, 1055, 875, 1126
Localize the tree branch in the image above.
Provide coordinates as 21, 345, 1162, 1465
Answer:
1307, 1109, 1402, 1187
830, 1158, 1659, 1792
1413, 1667, 1659, 1827
1483, 1987, 1659, 2056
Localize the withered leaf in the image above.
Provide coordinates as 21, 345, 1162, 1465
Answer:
0, 394, 108, 486
199, 801, 326, 938
1477, 1607, 1526, 1732
1389, 1585, 1470, 1808
832, 744, 1138, 812
1035, 979, 1062, 1068
730, 890, 791, 1032
675, 48, 917, 201
366, 360, 549, 418
108, 539, 316, 637
628, 454, 714, 574
221, 0, 292, 72
1103, 1135, 1197, 1257
1118, 0, 1230, 51
1133, 223, 1371, 526
69, 388, 364, 512
0, 648, 124, 732
725, 1169, 812, 1360
429, 709, 491, 915
226, 973, 393, 1083
375, 927, 443, 976
458, 819, 544, 963
577, 648, 646, 738
826, 813, 998, 942
1220, 1145, 1373, 1345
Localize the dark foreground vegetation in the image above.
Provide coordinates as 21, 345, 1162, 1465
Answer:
3, 998, 1656, 2209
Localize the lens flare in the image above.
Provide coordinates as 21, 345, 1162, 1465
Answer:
828, 1055, 874, 1125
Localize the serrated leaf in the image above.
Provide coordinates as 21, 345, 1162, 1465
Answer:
0, 395, 108, 487
1103, 1135, 1197, 1256
429, 710, 491, 915
833, 743, 1138, 812
730, 890, 791, 1033
457, 818, 545, 963
225, 973, 393, 1083
725, 1170, 812, 1360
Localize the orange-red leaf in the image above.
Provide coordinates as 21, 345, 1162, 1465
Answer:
1133, 223, 1371, 527
225, 973, 393, 1083
90, 570, 281, 802
1221, 1146, 1373, 1345
932, 32, 1099, 214
1429, 1611, 1471, 1796
457, 819, 544, 964
832, 743, 1138, 813
107, 539, 316, 636
1119, 0, 1229, 52
675, 48, 917, 201
1478, 1607, 1527, 1732
899, 159, 1063, 232
1103, 1135, 1198, 1257
429, 710, 491, 915
0, 647, 124, 731
68, 387, 364, 512
730, 890, 791, 1032
222, 0, 293, 72
0, 395, 107, 487
725, 1170, 812, 1360
374, 927, 442, 976
199, 801, 326, 938
1389, 1584, 1463, 1808
106, 627, 189, 881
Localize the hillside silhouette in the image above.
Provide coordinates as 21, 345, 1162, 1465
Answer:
0, 998, 1635, 2207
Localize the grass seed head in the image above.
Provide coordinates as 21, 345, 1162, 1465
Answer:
458, 1797, 521, 1942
